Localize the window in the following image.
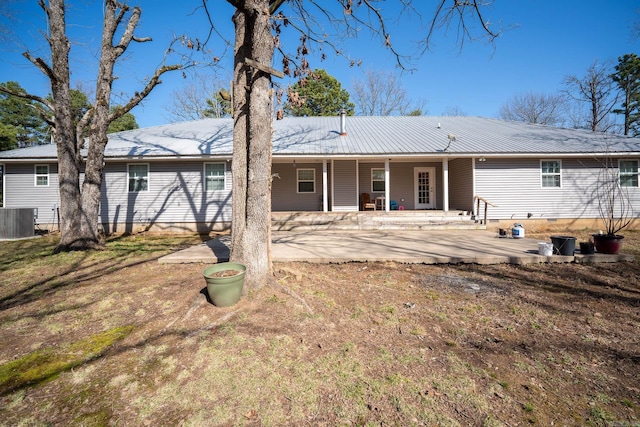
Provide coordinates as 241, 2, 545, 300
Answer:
35, 164, 49, 187
619, 160, 638, 187
128, 164, 148, 192
0, 164, 3, 207
372, 168, 385, 192
541, 160, 561, 188
205, 163, 226, 191
297, 168, 315, 193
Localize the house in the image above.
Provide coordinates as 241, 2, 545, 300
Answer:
1, 115, 639, 234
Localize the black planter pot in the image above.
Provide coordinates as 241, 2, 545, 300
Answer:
592, 234, 624, 254
550, 236, 576, 256
579, 241, 595, 254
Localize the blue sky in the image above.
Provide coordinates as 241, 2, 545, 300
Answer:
1, 1, 639, 128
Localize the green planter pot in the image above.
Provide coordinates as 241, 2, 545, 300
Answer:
203, 262, 246, 307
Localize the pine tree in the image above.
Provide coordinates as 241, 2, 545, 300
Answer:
612, 53, 640, 136
284, 69, 354, 117
0, 81, 48, 147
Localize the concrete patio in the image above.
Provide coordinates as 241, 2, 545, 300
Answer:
158, 230, 634, 265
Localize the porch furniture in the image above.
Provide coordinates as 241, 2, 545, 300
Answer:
375, 196, 385, 210
360, 193, 376, 210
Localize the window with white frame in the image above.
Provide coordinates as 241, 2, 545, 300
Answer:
372, 168, 385, 192
35, 164, 49, 187
128, 164, 148, 192
297, 168, 315, 193
205, 163, 226, 191
541, 160, 561, 188
619, 159, 639, 187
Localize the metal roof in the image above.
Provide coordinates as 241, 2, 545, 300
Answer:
1, 116, 639, 160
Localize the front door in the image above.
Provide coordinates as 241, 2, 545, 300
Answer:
414, 167, 435, 209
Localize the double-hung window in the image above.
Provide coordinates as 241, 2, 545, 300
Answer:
541, 160, 561, 188
128, 164, 149, 192
619, 160, 639, 187
372, 168, 385, 192
297, 168, 315, 193
35, 164, 49, 187
205, 163, 226, 191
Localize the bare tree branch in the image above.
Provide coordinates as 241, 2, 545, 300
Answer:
110, 64, 182, 123
0, 84, 54, 113
563, 60, 619, 132
423, 0, 500, 53
499, 92, 567, 126
352, 69, 424, 115
22, 51, 56, 83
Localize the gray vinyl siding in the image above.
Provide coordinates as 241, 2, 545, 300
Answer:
271, 163, 327, 211
449, 158, 474, 211
475, 157, 640, 221
333, 160, 358, 211
358, 162, 385, 200
389, 164, 416, 210
99, 160, 232, 233
3, 163, 60, 224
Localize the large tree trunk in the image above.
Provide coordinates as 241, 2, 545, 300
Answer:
230, 1, 274, 290
80, 0, 122, 248
49, 0, 85, 253
21, 1, 178, 252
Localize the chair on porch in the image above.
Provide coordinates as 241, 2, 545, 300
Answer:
360, 193, 376, 211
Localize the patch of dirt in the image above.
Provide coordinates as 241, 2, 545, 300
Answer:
0, 233, 639, 426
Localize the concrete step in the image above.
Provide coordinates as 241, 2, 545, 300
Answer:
271, 211, 485, 231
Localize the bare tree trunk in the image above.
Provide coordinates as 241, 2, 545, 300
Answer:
80, 0, 121, 247
48, 0, 84, 253
231, 1, 274, 290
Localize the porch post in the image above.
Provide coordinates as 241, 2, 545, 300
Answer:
443, 158, 449, 212
322, 159, 328, 212
385, 158, 390, 212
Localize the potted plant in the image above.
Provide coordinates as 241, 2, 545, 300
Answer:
592, 155, 634, 254
203, 262, 246, 307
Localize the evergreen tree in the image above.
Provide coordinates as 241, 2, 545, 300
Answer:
612, 53, 640, 136
0, 81, 48, 147
0, 123, 18, 151
108, 106, 138, 133
203, 90, 232, 118
284, 69, 354, 117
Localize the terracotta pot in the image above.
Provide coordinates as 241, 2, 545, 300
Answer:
592, 234, 624, 254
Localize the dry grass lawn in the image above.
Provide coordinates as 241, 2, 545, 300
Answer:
0, 229, 639, 426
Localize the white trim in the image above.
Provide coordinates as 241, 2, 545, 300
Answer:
442, 158, 449, 212
34, 164, 49, 187
203, 162, 226, 191
414, 167, 436, 209
384, 159, 390, 212
127, 163, 149, 192
619, 159, 639, 188
540, 159, 562, 189
322, 160, 328, 212
296, 168, 316, 193
371, 167, 385, 193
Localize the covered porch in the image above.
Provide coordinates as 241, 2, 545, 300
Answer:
271, 156, 478, 215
